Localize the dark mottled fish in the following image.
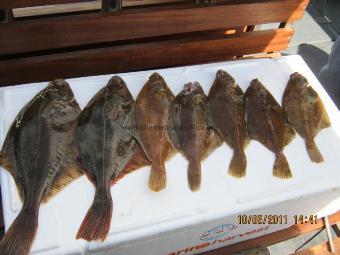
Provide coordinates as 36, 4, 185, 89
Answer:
75, 76, 150, 241
125, 73, 175, 192
0, 79, 81, 255
168, 82, 222, 191
283, 72, 331, 163
208, 70, 248, 178
245, 79, 295, 179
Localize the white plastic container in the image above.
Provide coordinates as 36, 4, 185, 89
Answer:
0, 55, 339, 255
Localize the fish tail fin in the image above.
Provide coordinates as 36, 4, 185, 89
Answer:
306, 139, 324, 163
273, 151, 292, 179
0, 204, 38, 255
188, 159, 201, 192
228, 150, 247, 178
76, 190, 113, 241
149, 162, 166, 192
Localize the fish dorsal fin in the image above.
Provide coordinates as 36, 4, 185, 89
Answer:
244, 138, 251, 149
306, 86, 331, 131
0, 138, 13, 173
124, 106, 152, 161
283, 126, 296, 147
316, 99, 331, 130
42, 122, 84, 203
0, 136, 26, 202
320, 112, 331, 129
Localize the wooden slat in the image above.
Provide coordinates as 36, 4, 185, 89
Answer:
0, 28, 293, 86
0, 0, 308, 56
0, 0, 92, 9
293, 238, 340, 255
201, 212, 340, 255
12, 0, 185, 18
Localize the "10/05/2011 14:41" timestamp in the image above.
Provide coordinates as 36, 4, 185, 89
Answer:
237, 214, 318, 225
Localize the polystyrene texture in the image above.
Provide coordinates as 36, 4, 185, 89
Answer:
0, 55, 339, 255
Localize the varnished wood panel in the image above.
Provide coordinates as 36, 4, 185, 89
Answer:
0, 28, 293, 86
0, 0, 91, 9
0, 0, 308, 56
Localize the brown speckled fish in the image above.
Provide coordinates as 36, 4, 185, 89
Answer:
75, 76, 150, 241
125, 73, 175, 192
168, 82, 222, 191
245, 79, 295, 179
0, 79, 81, 255
208, 70, 248, 178
283, 72, 331, 163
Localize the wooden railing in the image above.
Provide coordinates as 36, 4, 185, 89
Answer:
0, 0, 310, 86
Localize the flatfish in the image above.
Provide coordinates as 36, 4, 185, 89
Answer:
125, 73, 175, 192
283, 72, 331, 163
75, 76, 149, 241
208, 70, 248, 178
0, 79, 81, 255
245, 79, 295, 178
168, 82, 222, 191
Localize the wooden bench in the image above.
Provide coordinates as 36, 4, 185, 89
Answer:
0, 0, 308, 86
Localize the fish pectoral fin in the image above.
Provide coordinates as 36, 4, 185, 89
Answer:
283, 126, 296, 147
319, 110, 331, 129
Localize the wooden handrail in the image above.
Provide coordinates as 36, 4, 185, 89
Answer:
0, 0, 308, 56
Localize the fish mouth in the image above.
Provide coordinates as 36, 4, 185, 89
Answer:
290, 72, 302, 79
289, 72, 308, 86
46, 79, 74, 101
250, 78, 261, 87
149, 72, 163, 81
183, 81, 203, 95
108, 76, 125, 90
216, 69, 234, 82
53, 79, 67, 86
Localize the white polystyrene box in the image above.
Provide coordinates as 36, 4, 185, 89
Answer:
0, 55, 339, 255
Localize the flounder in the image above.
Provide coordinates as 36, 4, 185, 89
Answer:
208, 70, 248, 178
168, 82, 222, 191
283, 72, 331, 163
125, 73, 175, 192
0, 79, 81, 255
75, 76, 150, 241
245, 79, 295, 178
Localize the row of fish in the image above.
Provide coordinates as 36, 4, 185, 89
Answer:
0, 71, 331, 255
